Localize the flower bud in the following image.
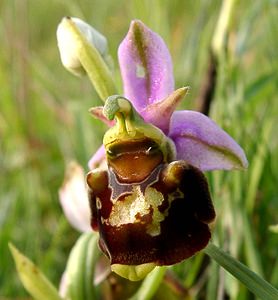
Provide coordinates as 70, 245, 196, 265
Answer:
56, 17, 117, 101
57, 17, 108, 76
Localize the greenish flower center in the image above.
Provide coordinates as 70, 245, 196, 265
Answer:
103, 95, 176, 183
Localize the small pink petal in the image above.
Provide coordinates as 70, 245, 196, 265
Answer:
118, 20, 174, 112
88, 145, 107, 170
168, 111, 248, 171
141, 87, 188, 134
59, 162, 91, 232
89, 106, 115, 127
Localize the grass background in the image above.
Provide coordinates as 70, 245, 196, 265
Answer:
0, 0, 277, 299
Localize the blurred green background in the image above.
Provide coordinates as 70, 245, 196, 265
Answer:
0, 0, 277, 299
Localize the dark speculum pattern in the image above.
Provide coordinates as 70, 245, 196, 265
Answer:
87, 160, 215, 266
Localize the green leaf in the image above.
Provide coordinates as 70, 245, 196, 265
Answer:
9, 243, 62, 300
64, 232, 100, 300
204, 243, 278, 300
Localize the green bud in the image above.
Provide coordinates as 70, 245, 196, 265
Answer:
56, 17, 117, 101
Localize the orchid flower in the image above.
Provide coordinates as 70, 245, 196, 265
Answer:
57, 18, 248, 281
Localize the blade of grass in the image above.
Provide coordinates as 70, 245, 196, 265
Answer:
270, 258, 278, 288
204, 243, 278, 300
242, 212, 264, 276
184, 252, 205, 287
245, 119, 274, 213
206, 260, 219, 300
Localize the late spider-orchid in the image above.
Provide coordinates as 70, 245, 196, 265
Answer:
57, 18, 248, 281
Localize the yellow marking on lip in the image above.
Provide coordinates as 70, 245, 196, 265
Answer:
105, 184, 183, 237
106, 185, 166, 237
146, 188, 184, 236
144, 187, 164, 236
107, 186, 150, 226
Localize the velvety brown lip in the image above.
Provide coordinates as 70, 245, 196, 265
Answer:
87, 161, 215, 266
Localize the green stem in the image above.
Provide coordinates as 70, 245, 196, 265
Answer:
129, 267, 167, 300
204, 243, 278, 300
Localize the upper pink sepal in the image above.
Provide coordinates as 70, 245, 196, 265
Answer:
118, 20, 174, 112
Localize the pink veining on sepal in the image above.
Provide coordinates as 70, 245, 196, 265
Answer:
168, 111, 248, 171
118, 20, 174, 112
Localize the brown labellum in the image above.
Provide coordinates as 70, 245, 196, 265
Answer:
87, 159, 215, 267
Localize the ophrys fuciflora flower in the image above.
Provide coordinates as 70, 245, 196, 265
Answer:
57, 18, 248, 281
